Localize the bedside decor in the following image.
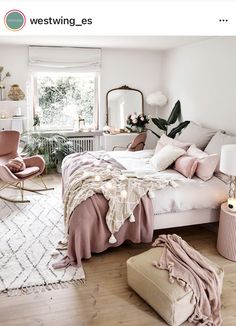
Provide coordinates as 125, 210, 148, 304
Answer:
126, 113, 149, 132
220, 144, 236, 212
217, 203, 236, 261
8, 84, 25, 101
0, 66, 11, 101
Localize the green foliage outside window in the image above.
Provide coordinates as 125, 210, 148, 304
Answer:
36, 73, 96, 130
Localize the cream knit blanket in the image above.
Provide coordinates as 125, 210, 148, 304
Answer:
64, 153, 180, 244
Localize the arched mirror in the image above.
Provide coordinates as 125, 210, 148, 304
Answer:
106, 85, 144, 129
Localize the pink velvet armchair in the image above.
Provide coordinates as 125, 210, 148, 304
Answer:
0, 130, 53, 203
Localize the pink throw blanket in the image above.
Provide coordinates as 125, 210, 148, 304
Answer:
152, 234, 223, 326
53, 152, 154, 269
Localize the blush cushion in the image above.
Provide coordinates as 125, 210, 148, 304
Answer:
7, 157, 26, 172
155, 134, 191, 153
187, 145, 219, 181
14, 166, 40, 178
174, 155, 198, 179
151, 144, 186, 172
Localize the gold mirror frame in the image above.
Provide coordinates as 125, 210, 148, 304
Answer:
106, 85, 144, 126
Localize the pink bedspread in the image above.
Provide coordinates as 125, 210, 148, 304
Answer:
53, 152, 154, 269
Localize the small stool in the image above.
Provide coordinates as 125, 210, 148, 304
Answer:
127, 247, 224, 326
217, 202, 236, 261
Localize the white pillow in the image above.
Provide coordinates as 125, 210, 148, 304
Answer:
176, 121, 217, 150
155, 133, 191, 153
150, 145, 186, 172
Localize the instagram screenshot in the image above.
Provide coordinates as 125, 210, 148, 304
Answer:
0, 1, 235, 325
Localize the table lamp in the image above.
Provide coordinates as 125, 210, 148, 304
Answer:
220, 144, 236, 212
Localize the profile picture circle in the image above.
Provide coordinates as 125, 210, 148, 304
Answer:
4, 10, 26, 31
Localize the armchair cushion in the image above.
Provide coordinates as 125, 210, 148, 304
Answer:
14, 166, 40, 178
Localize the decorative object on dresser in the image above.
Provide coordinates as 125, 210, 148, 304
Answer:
106, 85, 144, 130
126, 113, 149, 133
8, 84, 25, 101
149, 100, 190, 139
217, 203, 236, 261
220, 144, 236, 211
0, 66, 11, 101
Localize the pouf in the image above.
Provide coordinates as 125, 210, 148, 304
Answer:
127, 248, 224, 326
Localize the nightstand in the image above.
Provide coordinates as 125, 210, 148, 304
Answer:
217, 202, 236, 261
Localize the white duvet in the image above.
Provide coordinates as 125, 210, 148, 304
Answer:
109, 150, 228, 215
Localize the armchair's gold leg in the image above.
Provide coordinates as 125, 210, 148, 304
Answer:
0, 174, 54, 204
19, 175, 54, 193
0, 182, 30, 203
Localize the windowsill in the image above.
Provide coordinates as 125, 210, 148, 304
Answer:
26, 130, 103, 137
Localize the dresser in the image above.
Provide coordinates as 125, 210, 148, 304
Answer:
102, 133, 139, 151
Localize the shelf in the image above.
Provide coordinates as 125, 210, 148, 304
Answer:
0, 118, 27, 121
0, 100, 26, 103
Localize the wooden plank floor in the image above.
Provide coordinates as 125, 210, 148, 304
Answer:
0, 175, 236, 325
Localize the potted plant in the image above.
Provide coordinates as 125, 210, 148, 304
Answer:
21, 134, 53, 171
21, 134, 75, 173
51, 135, 75, 173
149, 100, 190, 139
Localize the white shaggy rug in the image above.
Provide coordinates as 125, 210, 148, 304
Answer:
0, 189, 85, 295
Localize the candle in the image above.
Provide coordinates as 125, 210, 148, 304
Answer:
227, 198, 236, 212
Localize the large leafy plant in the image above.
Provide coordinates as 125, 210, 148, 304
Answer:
150, 100, 190, 138
21, 134, 75, 170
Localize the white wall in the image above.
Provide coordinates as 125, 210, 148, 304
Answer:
162, 37, 236, 135
0, 45, 163, 147
101, 49, 163, 147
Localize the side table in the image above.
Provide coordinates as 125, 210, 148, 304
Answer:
217, 202, 236, 261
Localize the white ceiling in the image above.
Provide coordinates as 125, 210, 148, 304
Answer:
0, 36, 212, 50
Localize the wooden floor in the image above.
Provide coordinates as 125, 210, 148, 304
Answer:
0, 175, 236, 326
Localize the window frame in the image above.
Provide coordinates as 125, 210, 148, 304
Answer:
32, 71, 99, 132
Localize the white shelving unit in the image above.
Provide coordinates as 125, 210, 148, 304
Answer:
0, 100, 27, 133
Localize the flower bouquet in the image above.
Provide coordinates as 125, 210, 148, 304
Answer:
126, 113, 149, 132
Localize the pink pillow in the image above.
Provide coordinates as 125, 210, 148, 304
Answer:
155, 134, 191, 153
6, 157, 26, 173
174, 155, 198, 178
187, 145, 219, 181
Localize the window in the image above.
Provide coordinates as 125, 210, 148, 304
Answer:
34, 72, 98, 131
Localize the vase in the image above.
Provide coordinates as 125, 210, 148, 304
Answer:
137, 126, 144, 133
8, 84, 25, 101
0, 84, 5, 101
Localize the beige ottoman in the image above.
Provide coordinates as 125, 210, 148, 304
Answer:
127, 248, 224, 326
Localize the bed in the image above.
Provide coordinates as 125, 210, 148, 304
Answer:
109, 149, 228, 229
53, 149, 227, 270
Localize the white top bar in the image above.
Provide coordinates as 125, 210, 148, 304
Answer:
0, 2, 235, 36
